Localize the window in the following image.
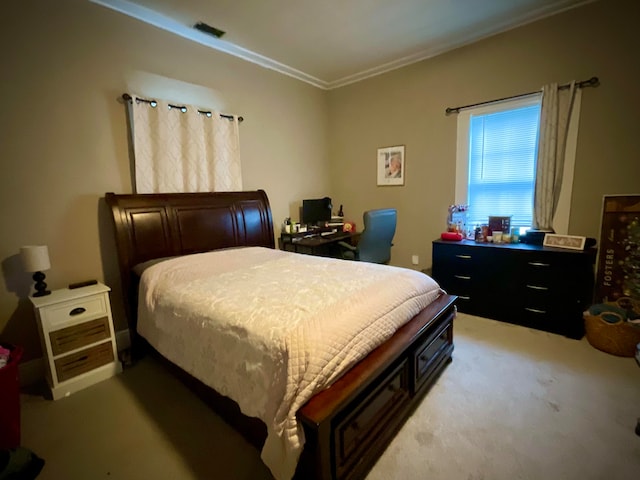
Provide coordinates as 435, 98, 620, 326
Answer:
455, 95, 542, 231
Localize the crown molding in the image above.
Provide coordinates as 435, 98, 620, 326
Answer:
90, 0, 330, 89
326, 0, 596, 89
91, 0, 595, 91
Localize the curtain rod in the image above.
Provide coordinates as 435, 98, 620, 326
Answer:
121, 93, 244, 122
445, 76, 599, 115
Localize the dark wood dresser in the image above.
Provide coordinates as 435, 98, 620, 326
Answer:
432, 239, 596, 339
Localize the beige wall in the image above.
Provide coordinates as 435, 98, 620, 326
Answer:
327, 0, 640, 270
2, 0, 639, 361
0, 0, 329, 359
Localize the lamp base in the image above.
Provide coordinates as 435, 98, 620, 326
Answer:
32, 271, 51, 297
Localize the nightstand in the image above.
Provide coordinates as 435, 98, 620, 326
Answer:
30, 282, 122, 400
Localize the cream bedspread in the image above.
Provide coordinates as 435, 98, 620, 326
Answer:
137, 246, 442, 480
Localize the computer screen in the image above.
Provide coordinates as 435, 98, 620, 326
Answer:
302, 197, 332, 226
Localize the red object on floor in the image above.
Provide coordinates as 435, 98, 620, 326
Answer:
440, 232, 463, 241
0, 344, 24, 450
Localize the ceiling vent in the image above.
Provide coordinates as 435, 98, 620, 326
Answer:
193, 22, 225, 39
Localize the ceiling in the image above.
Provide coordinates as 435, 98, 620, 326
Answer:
92, 0, 594, 89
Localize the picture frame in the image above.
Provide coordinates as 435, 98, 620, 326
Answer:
543, 233, 586, 250
377, 145, 405, 186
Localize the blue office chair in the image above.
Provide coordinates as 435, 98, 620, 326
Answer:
338, 208, 397, 264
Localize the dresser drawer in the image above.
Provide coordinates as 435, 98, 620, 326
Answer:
434, 277, 483, 315
519, 254, 586, 289
438, 273, 475, 298
334, 360, 410, 479
49, 316, 111, 356
432, 242, 493, 313
432, 243, 479, 272
44, 295, 108, 330
54, 341, 114, 383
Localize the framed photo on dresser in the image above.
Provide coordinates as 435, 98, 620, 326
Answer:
543, 233, 586, 250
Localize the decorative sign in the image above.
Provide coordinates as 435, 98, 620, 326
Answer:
595, 194, 640, 304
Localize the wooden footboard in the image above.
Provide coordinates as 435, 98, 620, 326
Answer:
296, 293, 456, 480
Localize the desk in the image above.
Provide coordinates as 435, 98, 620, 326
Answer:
279, 231, 359, 258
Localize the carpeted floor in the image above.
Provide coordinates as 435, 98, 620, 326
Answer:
19, 313, 640, 479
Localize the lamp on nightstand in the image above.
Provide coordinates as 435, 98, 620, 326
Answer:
20, 245, 51, 297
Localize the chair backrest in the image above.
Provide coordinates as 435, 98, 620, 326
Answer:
357, 208, 397, 264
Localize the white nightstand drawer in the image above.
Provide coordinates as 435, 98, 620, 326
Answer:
44, 295, 107, 330
49, 316, 111, 356
54, 341, 114, 383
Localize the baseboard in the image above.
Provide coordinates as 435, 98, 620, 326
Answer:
18, 329, 131, 387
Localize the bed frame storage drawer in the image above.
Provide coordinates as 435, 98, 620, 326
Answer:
49, 316, 111, 356
54, 341, 115, 383
334, 360, 410, 479
296, 294, 456, 480
413, 318, 454, 393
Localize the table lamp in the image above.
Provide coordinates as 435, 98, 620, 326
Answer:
20, 245, 51, 297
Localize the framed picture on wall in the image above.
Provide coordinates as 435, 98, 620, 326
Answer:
377, 145, 405, 186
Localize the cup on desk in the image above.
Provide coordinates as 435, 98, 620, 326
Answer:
493, 232, 503, 243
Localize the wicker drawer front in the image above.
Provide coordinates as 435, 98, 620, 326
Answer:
54, 341, 114, 383
49, 317, 110, 356
45, 295, 107, 330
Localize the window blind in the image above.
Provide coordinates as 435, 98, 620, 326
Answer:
467, 104, 541, 230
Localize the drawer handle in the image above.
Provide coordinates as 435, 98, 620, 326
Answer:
455, 254, 472, 259
458, 295, 471, 300
526, 285, 549, 291
454, 275, 471, 280
528, 262, 550, 267
69, 307, 87, 316
525, 307, 547, 314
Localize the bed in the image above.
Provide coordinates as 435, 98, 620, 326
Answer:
105, 189, 456, 480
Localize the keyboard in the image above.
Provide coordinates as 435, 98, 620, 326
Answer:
320, 230, 341, 238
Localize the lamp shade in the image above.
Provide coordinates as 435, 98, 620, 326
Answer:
20, 245, 51, 272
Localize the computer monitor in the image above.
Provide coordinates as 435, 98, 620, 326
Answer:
302, 197, 332, 227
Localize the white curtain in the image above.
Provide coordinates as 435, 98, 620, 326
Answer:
533, 81, 577, 231
128, 97, 242, 193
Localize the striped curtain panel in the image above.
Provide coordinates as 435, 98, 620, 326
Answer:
127, 96, 242, 193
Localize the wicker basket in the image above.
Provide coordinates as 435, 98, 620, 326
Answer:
584, 311, 640, 357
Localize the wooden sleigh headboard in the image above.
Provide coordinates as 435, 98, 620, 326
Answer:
105, 190, 275, 336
